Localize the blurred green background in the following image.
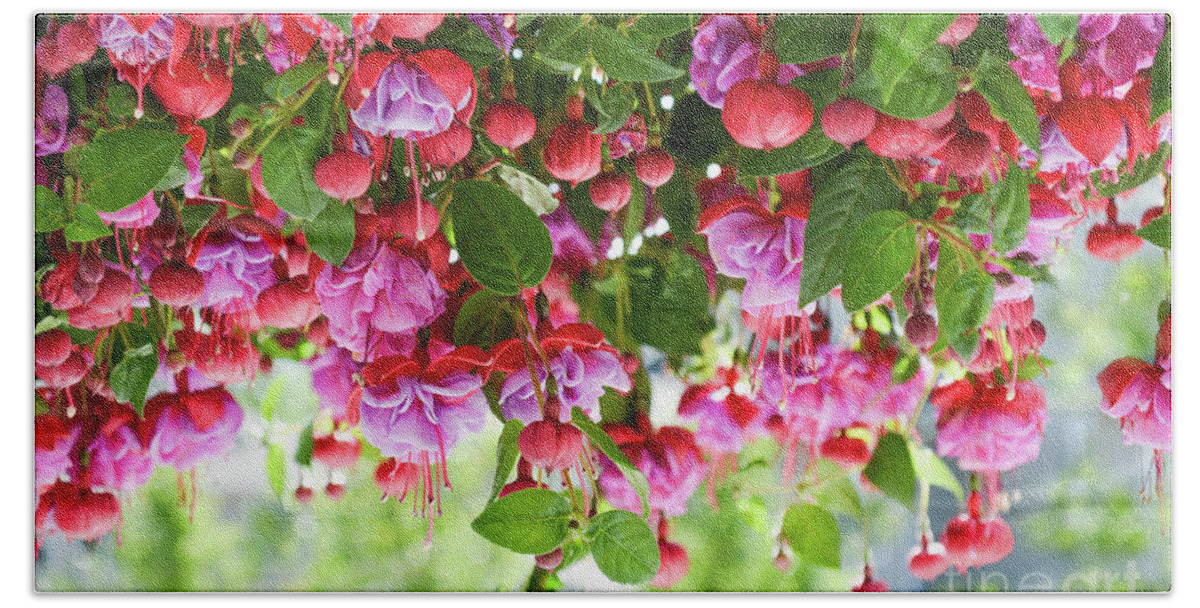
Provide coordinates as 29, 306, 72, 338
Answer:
34, 181, 1171, 592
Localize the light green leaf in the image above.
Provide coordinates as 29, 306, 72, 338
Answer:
35, 186, 67, 232
781, 503, 841, 569
489, 418, 526, 502
586, 509, 660, 585
975, 51, 1042, 154
863, 432, 916, 509
110, 343, 158, 415
64, 202, 112, 243
471, 488, 572, 554
840, 210, 919, 312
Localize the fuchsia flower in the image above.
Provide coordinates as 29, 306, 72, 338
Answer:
931, 377, 1046, 472
146, 386, 244, 471
308, 346, 363, 422
689, 15, 805, 109
35, 84, 70, 157
1075, 14, 1165, 96
1098, 316, 1171, 451
469, 14, 517, 54
678, 368, 765, 456
1006, 15, 1061, 97
757, 345, 870, 449
35, 415, 79, 490
96, 191, 161, 229
91, 14, 174, 116
493, 323, 631, 424
543, 205, 599, 278
345, 50, 476, 140
698, 196, 806, 314
598, 417, 706, 517
314, 236, 447, 359
86, 403, 154, 493
191, 215, 280, 314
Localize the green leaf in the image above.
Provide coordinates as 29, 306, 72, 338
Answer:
863, 432, 916, 509
585, 510, 660, 585
990, 166, 1031, 253
34, 314, 67, 335
449, 180, 553, 295
841, 210, 919, 311
781, 503, 841, 569
454, 290, 515, 349
264, 61, 325, 100
811, 473, 863, 519
1136, 212, 1170, 250
952, 193, 992, 233
952, 14, 1015, 68
424, 16, 501, 70
1035, 15, 1079, 46
664, 93, 734, 167
571, 407, 651, 518
304, 201, 356, 266
590, 85, 638, 134
1151, 27, 1171, 122
975, 51, 1042, 154
180, 204, 218, 236
559, 537, 592, 571
860, 14, 955, 114
79, 128, 188, 212
153, 155, 190, 191
266, 444, 286, 498
775, 15, 856, 64
737, 128, 842, 177
627, 14, 695, 42
909, 440, 964, 502
1092, 143, 1171, 199
535, 16, 594, 70
260, 127, 333, 219
294, 424, 315, 467
938, 270, 995, 355
852, 45, 957, 120
471, 488, 572, 554
64, 202, 112, 243
799, 151, 905, 308
655, 172, 698, 240
488, 418, 526, 502
592, 25, 684, 83
320, 13, 353, 37
110, 343, 158, 415
258, 376, 286, 422
35, 186, 67, 232
627, 252, 715, 356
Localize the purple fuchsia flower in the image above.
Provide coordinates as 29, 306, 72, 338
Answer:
308, 346, 363, 423
1011, 183, 1085, 265
493, 323, 631, 424
1006, 15, 1061, 97
35, 415, 80, 491
190, 214, 280, 314
1076, 14, 1165, 96
36, 84, 70, 157
96, 191, 161, 229
91, 14, 174, 117
345, 50, 476, 140
543, 205, 599, 278
932, 377, 1046, 473
852, 347, 934, 428
689, 15, 806, 109
145, 386, 244, 472
86, 402, 154, 494
678, 368, 766, 457
470, 13, 517, 54
597, 416, 706, 517
698, 196, 806, 314
314, 236, 447, 359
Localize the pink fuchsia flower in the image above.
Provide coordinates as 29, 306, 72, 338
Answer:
145, 387, 244, 471
940, 491, 1015, 574
96, 191, 160, 229
689, 15, 806, 109
493, 323, 631, 424
314, 236, 447, 359
469, 14, 517, 54
1006, 15, 1061, 97
345, 50, 476, 140
308, 346, 363, 423
357, 346, 490, 463
678, 368, 766, 457
35, 415, 79, 491
37, 480, 122, 544
1098, 356, 1171, 450
757, 345, 870, 450
698, 196, 807, 313
91, 14, 174, 117
1075, 14, 1165, 95
852, 347, 934, 428
597, 418, 706, 517
1010, 183, 1083, 265
931, 377, 1046, 472
606, 113, 648, 160
86, 402, 154, 493
36, 84, 70, 157
190, 215, 281, 314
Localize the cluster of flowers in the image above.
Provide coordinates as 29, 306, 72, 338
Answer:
34, 11, 1169, 590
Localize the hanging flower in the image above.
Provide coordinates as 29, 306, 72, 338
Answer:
931, 376, 1046, 472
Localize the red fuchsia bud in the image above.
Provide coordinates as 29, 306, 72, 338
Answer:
312, 433, 363, 470
325, 482, 346, 501
37, 351, 89, 389
822, 98, 877, 149
908, 541, 951, 581
417, 119, 473, 166
498, 478, 542, 498
1086, 221, 1143, 262
721, 79, 814, 151
589, 171, 633, 213
940, 514, 977, 574
634, 147, 676, 189
852, 566, 890, 592
1141, 205, 1165, 227
905, 312, 939, 351
230, 118, 252, 140
49, 483, 122, 542
294, 485, 314, 505
36, 20, 97, 77
865, 114, 941, 160
314, 150, 372, 202
374, 13, 446, 44
257, 281, 322, 329
819, 435, 872, 467
35, 329, 74, 368
483, 101, 537, 150
1053, 97, 1122, 165
149, 53, 233, 121
518, 420, 585, 471
148, 260, 205, 307
651, 540, 690, 589
394, 198, 441, 242
937, 14, 979, 50
68, 126, 92, 147
306, 316, 332, 351
543, 114, 603, 187
535, 547, 564, 571
973, 517, 1015, 565
938, 129, 993, 178
1157, 315, 1171, 362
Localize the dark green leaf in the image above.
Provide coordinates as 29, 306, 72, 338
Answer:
799, 150, 905, 308
64, 202, 111, 242
592, 25, 684, 83
304, 201, 356, 266
841, 210, 919, 311
153, 155, 190, 191
664, 93, 734, 167
294, 423, 315, 466
586, 510, 660, 585
775, 15, 856, 64
260, 127, 333, 219
35, 186, 67, 232
425, 15, 503, 70
79, 128, 188, 212
449, 180, 553, 295
591, 85, 638, 134
471, 488, 572, 554
939, 270, 995, 354
1136, 212, 1170, 250
627, 14, 695, 42
627, 253, 715, 355
264, 61, 325, 100
737, 128, 842, 176
535, 16, 593, 70
110, 343, 158, 415
1035, 15, 1079, 46
991, 166, 1031, 253
180, 204, 218, 236
952, 14, 1015, 68
571, 407, 650, 517
908, 440, 963, 502
863, 432, 916, 509
781, 503, 841, 568
1151, 27, 1171, 122
454, 290, 516, 349
975, 51, 1042, 154
489, 418, 526, 502
319, 13, 353, 37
